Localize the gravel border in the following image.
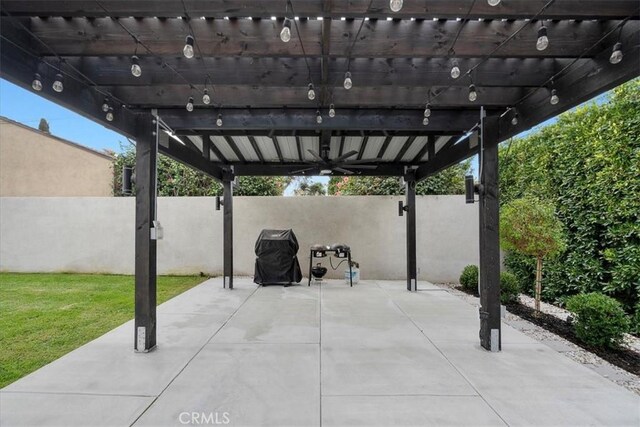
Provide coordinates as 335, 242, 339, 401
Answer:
436, 282, 640, 397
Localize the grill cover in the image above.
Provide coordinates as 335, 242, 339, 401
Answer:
254, 229, 302, 285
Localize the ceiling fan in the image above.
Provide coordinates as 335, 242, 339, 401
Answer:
290, 149, 380, 175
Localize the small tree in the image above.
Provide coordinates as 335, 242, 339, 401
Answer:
500, 197, 566, 311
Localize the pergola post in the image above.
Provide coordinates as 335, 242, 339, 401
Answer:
223, 178, 234, 289
405, 177, 417, 292
134, 113, 157, 352
478, 114, 501, 352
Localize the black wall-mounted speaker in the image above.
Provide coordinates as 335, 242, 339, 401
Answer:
122, 166, 134, 195
465, 175, 475, 204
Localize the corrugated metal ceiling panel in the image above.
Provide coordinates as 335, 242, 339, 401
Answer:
435, 135, 453, 153
362, 136, 385, 160
255, 136, 279, 162
402, 136, 428, 162
230, 136, 259, 162
382, 136, 408, 161
276, 136, 299, 161
300, 136, 319, 161
211, 135, 238, 162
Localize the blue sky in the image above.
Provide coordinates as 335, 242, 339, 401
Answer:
1, 77, 609, 187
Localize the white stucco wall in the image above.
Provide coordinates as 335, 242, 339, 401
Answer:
0, 196, 478, 282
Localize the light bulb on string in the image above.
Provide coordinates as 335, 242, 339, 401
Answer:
424, 103, 431, 118
550, 88, 559, 105
610, 42, 623, 64
183, 35, 195, 58
307, 83, 316, 100
186, 96, 194, 112
468, 84, 477, 102
216, 114, 223, 127
131, 55, 142, 77
52, 73, 64, 93
511, 109, 519, 126
280, 18, 292, 43
343, 71, 353, 90
488, 0, 501, 6
329, 104, 336, 118
202, 89, 211, 104
106, 107, 114, 122
101, 98, 110, 112
423, 117, 429, 126
316, 110, 323, 124
536, 25, 549, 51
31, 73, 43, 91
390, 0, 403, 12
450, 59, 461, 79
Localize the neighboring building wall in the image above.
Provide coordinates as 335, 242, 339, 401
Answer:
0, 118, 113, 196
0, 196, 479, 283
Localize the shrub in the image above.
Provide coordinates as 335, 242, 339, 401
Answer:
459, 265, 478, 293
631, 304, 640, 335
565, 293, 630, 348
500, 271, 520, 305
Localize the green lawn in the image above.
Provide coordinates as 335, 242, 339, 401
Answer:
0, 273, 205, 388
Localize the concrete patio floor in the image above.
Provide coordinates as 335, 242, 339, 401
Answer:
1, 278, 639, 426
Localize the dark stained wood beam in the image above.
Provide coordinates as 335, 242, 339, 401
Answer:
295, 135, 303, 161
223, 135, 246, 163
207, 135, 229, 163
411, 135, 434, 163
19, 18, 624, 58
377, 135, 393, 159
413, 132, 479, 181
0, 35, 137, 139
107, 85, 523, 109
159, 138, 226, 181
153, 108, 481, 133
3, 1, 636, 20
356, 136, 369, 160
394, 136, 418, 162
247, 135, 265, 162
39, 56, 567, 89
232, 162, 406, 177
499, 22, 640, 141
272, 136, 284, 162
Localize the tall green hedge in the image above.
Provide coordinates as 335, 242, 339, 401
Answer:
500, 79, 640, 312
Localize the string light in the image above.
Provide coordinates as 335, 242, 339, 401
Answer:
183, 35, 195, 58
52, 73, 64, 93
488, 0, 501, 6
101, 98, 110, 112
130, 55, 142, 77
186, 96, 194, 111
281, 18, 292, 43
329, 104, 336, 118
536, 24, 549, 51
550, 88, 559, 105
390, 0, 403, 12
468, 83, 477, 102
511, 109, 519, 125
343, 71, 353, 90
316, 110, 323, 124
423, 117, 429, 126
202, 88, 211, 104
450, 59, 461, 79
307, 83, 316, 100
31, 73, 43, 91
106, 107, 114, 122
424, 103, 431, 118
610, 42, 623, 64
216, 113, 223, 127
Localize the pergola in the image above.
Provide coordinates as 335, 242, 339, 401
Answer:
2, 1, 638, 353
